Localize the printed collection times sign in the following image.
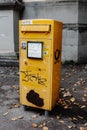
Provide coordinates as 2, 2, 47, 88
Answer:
27, 41, 43, 59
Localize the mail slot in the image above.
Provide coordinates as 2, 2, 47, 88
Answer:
19, 19, 62, 111
21, 25, 51, 32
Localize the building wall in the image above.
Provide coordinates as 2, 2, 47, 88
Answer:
22, 0, 79, 62
0, 0, 24, 64
0, 10, 20, 60
0, 10, 14, 54
78, 1, 87, 63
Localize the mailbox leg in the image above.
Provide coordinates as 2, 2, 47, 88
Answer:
23, 105, 29, 111
45, 110, 49, 116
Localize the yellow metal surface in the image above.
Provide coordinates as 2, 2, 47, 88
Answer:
19, 19, 62, 110
21, 25, 51, 32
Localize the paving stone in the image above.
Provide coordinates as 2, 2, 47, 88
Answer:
1, 85, 11, 90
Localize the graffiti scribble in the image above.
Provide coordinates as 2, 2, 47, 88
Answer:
21, 70, 47, 87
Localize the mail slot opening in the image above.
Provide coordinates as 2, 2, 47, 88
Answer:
21, 25, 51, 33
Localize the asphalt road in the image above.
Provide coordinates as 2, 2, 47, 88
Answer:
0, 64, 87, 130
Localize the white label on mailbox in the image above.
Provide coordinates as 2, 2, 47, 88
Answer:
22, 20, 32, 25
28, 42, 43, 59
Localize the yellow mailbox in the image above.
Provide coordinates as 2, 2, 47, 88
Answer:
19, 19, 62, 111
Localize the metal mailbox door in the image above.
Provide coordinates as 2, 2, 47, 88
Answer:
20, 39, 52, 110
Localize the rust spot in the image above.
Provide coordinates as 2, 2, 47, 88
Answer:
26, 90, 44, 107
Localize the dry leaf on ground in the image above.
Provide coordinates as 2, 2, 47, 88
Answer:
3, 112, 9, 116
11, 117, 18, 121
59, 120, 65, 124
31, 115, 37, 119
38, 124, 43, 128
18, 116, 24, 119
78, 115, 84, 119
68, 126, 73, 129
43, 122, 46, 126
70, 97, 75, 102
31, 123, 38, 128
63, 91, 71, 97
81, 105, 86, 108
43, 126, 49, 130
84, 123, 87, 126
56, 116, 60, 119
14, 104, 20, 108
80, 127, 87, 130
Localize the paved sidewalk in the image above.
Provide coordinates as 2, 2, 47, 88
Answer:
0, 64, 87, 130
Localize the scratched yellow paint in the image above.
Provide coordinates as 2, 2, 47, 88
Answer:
19, 19, 62, 110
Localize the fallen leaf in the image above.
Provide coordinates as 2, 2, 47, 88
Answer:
80, 78, 83, 81
56, 116, 60, 119
82, 97, 86, 102
72, 117, 78, 121
76, 81, 81, 85
7, 106, 12, 109
38, 124, 43, 128
32, 115, 37, 119
70, 97, 75, 102
43, 122, 46, 126
64, 105, 69, 109
80, 127, 87, 130
61, 88, 65, 91
74, 84, 77, 87
43, 126, 49, 130
68, 126, 73, 129
84, 94, 87, 97
72, 88, 76, 91
18, 116, 24, 119
14, 104, 20, 108
31, 123, 38, 128
11, 117, 18, 121
59, 120, 65, 124
84, 123, 87, 126
82, 80, 86, 85
78, 115, 84, 119
63, 91, 71, 97
3, 112, 9, 116
73, 102, 80, 105
66, 73, 71, 78
12, 85, 17, 89
81, 105, 86, 108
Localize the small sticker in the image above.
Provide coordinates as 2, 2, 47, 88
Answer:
21, 42, 27, 49
22, 20, 32, 25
